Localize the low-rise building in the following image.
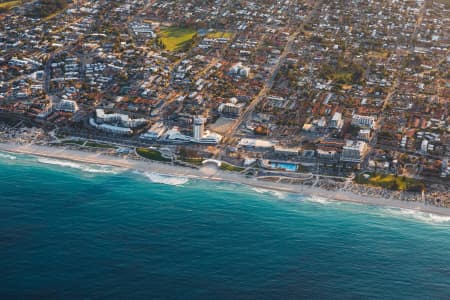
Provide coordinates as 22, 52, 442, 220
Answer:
341, 140, 368, 163
56, 99, 78, 113
329, 112, 343, 130
352, 114, 376, 129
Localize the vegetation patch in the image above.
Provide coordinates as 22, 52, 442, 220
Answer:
181, 158, 203, 165
62, 140, 85, 146
85, 142, 116, 149
0, 0, 20, 11
178, 147, 203, 165
220, 162, 244, 172
206, 31, 234, 39
355, 173, 425, 192
25, 0, 68, 19
319, 56, 364, 85
136, 148, 170, 162
368, 50, 389, 59
158, 27, 197, 52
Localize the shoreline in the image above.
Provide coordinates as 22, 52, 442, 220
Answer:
1, 141, 450, 217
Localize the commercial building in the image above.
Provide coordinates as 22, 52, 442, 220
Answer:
161, 117, 222, 145
89, 109, 147, 135
89, 118, 132, 135
229, 62, 250, 78
55, 99, 78, 113
218, 98, 244, 118
95, 109, 147, 128
357, 129, 371, 141
351, 114, 376, 129
140, 122, 167, 140
329, 112, 343, 130
238, 138, 275, 151
341, 140, 368, 163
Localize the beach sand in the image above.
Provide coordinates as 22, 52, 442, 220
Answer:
1, 142, 450, 216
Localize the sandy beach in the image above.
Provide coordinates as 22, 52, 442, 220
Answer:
1, 141, 450, 217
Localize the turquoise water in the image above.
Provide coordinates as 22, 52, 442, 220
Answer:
1, 152, 450, 299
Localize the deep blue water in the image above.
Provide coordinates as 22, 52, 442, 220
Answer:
1, 152, 450, 299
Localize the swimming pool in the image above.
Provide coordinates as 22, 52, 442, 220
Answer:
270, 162, 298, 172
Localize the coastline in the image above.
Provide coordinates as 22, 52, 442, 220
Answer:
1, 141, 450, 217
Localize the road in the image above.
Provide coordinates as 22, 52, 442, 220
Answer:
221, 0, 323, 146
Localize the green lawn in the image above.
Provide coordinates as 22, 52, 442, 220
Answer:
136, 148, 170, 162
181, 157, 203, 165
220, 162, 244, 172
355, 173, 424, 192
158, 27, 197, 52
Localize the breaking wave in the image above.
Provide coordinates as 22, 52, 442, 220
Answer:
381, 208, 450, 225
304, 195, 335, 205
141, 171, 189, 186
250, 187, 288, 199
37, 158, 122, 174
0, 152, 17, 160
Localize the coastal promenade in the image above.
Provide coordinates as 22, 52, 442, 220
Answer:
1, 142, 450, 217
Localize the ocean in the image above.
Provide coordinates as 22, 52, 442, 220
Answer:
1, 152, 450, 299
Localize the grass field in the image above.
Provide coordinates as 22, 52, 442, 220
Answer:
136, 148, 170, 162
206, 31, 234, 39
355, 173, 424, 192
180, 157, 203, 166
220, 162, 244, 172
0, 0, 20, 10
158, 27, 197, 52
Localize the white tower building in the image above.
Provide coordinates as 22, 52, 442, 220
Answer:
193, 117, 205, 141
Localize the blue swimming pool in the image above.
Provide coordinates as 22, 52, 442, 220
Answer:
270, 162, 298, 172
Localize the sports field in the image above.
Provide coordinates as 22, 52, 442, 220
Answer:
158, 27, 197, 52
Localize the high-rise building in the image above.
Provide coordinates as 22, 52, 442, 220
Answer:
193, 116, 205, 141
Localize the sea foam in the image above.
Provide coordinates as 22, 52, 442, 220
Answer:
250, 187, 288, 199
37, 157, 122, 174
141, 171, 189, 186
304, 195, 334, 205
0, 152, 17, 160
381, 207, 450, 225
